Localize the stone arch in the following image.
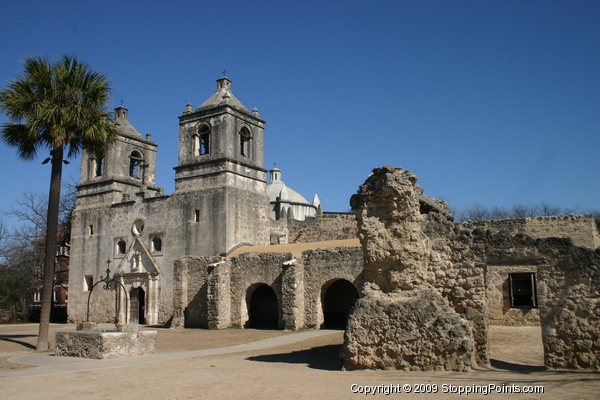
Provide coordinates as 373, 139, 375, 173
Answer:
239, 126, 251, 157
129, 150, 144, 179
194, 124, 210, 156
321, 278, 359, 329
245, 283, 279, 329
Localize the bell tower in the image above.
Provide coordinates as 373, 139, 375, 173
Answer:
175, 77, 270, 254
78, 106, 158, 205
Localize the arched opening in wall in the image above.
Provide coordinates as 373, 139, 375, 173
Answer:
322, 279, 359, 329
239, 127, 251, 157
129, 151, 143, 179
198, 125, 210, 155
92, 155, 104, 177
246, 283, 279, 329
129, 287, 146, 325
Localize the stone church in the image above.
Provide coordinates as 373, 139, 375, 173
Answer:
69, 77, 357, 327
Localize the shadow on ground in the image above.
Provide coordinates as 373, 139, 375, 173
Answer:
0, 334, 37, 350
490, 358, 545, 373
246, 344, 343, 371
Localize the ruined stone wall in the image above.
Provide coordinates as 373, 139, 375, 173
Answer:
302, 247, 364, 328
172, 255, 222, 328
173, 246, 364, 331
285, 212, 358, 243
342, 166, 480, 371
535, 238, 600, 370
228, 252, 291, 328
462, 214, 599, 249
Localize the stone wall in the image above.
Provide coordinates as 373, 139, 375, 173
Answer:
462, 214, 599, 249
302, 247, 364, 328
535, 238, 600, 369
172, 246, 363, 331
229, 252, 290, 329
172, 255, 222, 328
343, 165, 600, 371
285, 212, 358, 243
342, 166, 480, 371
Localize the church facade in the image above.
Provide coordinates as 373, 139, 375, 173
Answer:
68, 77, 345, 325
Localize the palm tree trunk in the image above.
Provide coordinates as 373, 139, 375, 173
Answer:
36, 146, 63, 351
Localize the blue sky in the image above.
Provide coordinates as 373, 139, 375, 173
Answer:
1, 0, 598, 226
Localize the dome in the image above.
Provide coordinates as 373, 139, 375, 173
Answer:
266, 168, 319, 221
266, 180, 311, 205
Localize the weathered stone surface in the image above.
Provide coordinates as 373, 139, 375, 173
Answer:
343, 166, 478, 371
350, 166, 431, 292
55, 330, 156, 359
343, 288, 474, 371
172, 246, 364, 330
535, 239, 600, 370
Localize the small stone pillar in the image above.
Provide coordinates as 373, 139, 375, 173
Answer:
171, 258, 189, 329
281, 258, 305, 330
207, 260, 231, 329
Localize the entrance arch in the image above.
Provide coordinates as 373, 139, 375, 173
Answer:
322, 279, 359, 329
130, 287, 146, 324
246, 283, 279, 329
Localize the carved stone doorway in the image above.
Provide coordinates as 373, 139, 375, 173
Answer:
130, 287, 146, 324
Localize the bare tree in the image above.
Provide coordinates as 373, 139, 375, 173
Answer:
0, 188, 75, 323
454, 201, 598, 222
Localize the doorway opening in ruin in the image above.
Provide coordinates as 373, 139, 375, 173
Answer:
247, 283, 279, 329
322, 279, 359, 329
485, 268, 544, 370
130, 287, 146, 325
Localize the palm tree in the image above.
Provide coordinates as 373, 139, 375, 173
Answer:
0, 55, 117, 350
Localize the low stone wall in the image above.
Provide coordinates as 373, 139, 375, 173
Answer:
173, 246, 364, 331
286, 212, 358, 243
55, 330, 157, 359
461, 214, 599, 249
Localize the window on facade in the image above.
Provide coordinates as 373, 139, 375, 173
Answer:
84, 275, 94, 292
129, 151, 143, 179
152, 236, 162, 252
509, 272, 537, 308
198, 125, 210, 155
117, 239, 126, 255
239, 127, 251, 157
89, 224, 94, 235
194, 209, 200, 223
94, 156, 104, 177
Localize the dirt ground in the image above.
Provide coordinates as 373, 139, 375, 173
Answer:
0, 323, 598, 399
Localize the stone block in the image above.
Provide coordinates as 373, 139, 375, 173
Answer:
55, 330, 157, 359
